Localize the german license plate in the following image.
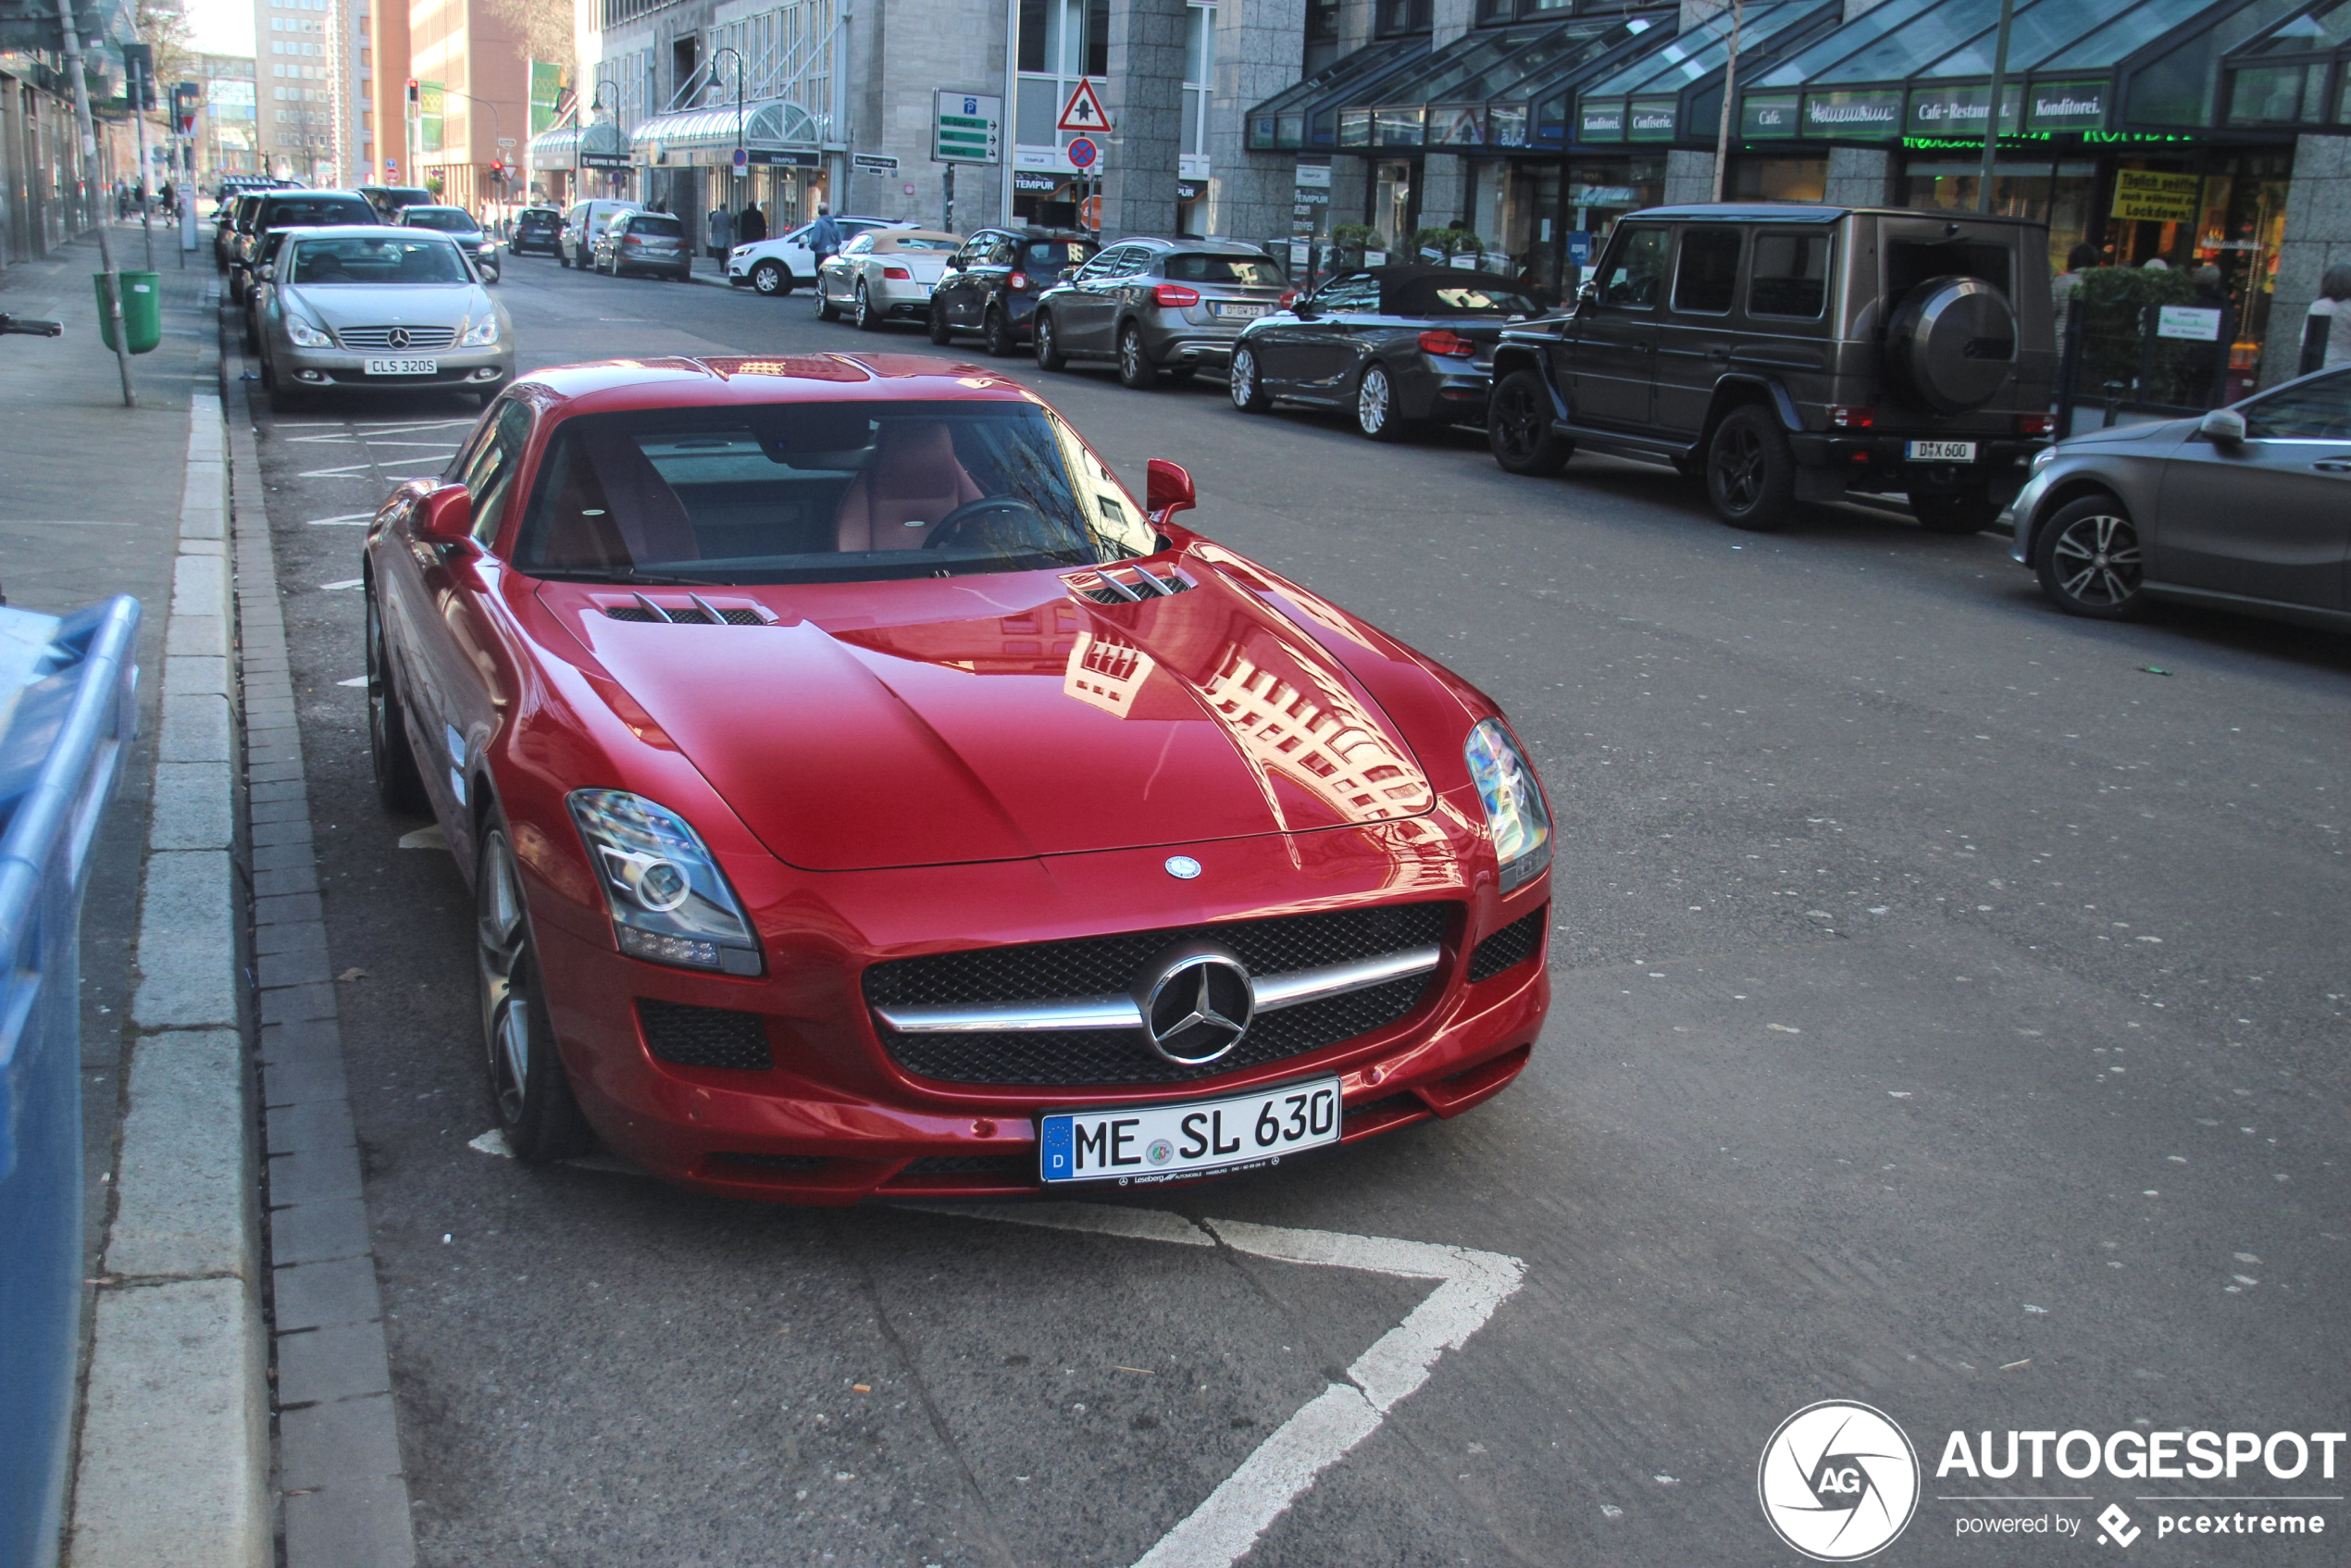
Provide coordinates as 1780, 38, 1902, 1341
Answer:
1213, 302, 1269, 319
1039, 1076, 1342, 1187
365, 357, 436, 376
1906, 440, 1977, 462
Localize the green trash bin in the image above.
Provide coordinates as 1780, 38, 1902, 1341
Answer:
93, 270, 162, 355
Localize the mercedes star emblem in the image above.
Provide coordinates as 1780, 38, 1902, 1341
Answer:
1133, 940, 1254, 1065
1163, 855, 1201, 880
387, 327, 412, 350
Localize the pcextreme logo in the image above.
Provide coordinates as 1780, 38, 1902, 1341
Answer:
1760, 1400, 1923, 1561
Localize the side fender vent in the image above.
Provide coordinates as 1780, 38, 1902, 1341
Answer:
1065, 564, 1196, 606
602, 594, 773, 626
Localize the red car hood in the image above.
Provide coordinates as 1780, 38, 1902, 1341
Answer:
541, 566, 1434, 872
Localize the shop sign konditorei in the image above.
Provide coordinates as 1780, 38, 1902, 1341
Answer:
1579, 100, 1626, 140
2027, 80, 2107, 131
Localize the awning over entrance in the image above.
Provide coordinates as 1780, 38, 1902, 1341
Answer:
1574, 0, 1842, 143
1737, 0, 2309, 143
2214, 0, 2351, 129
630, 100, 824, 168
1449, 14, 1670, 149
1340, 23, 1572, 147
1246, 37, 1430, 151
529, 119, 629, 171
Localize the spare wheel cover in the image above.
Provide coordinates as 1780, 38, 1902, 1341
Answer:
1889, 275, 2016, 414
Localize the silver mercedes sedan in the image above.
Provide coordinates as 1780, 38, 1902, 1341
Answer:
252, 226, 516, 413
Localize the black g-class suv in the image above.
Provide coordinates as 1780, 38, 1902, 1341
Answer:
1486, 204, 2056, 534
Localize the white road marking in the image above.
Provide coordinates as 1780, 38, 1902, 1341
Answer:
321, 579, 363, 591
306, 512, 376, 526
299, 464, 377, 479
336, 675, 367, 687
357, 440, 463, 450
462, 1150, 1524, 1566
397, 824, 447, 851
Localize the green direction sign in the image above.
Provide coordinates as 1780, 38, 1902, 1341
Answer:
934, 89, 1002, 165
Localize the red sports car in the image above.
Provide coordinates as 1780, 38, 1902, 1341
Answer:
363, 354, 1552, 1203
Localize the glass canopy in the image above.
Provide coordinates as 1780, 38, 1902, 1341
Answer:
1576, 0, 1841, 142
1246, 37, 1431, 150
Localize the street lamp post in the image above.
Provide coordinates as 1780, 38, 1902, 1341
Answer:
1976, 0, 2018, 212
710, 44, 746, 243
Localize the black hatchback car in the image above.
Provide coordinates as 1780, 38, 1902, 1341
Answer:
509, 205, 562, 256
927, 228, 1099, 355
1229, 266, 1545, 441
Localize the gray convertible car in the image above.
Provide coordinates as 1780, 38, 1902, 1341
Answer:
252, 226, 515, 413
2007, 366, 2351, 631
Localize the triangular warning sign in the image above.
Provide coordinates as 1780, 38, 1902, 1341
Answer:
1056, 79, 1112, 133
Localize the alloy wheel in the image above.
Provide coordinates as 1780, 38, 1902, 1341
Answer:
982, 307, 1012, 357
2048, 512, 2144, 609
1357, 365, 1392, 438
477, 830, 532, 1126
1493, 379, 1542, 464
1230, 349, 1258, 409
1120, 326, 1153, 388
1712, 422, 1764, 512
855, 282, 877, 330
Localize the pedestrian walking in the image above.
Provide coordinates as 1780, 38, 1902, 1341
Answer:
807, 204, 840, 262
2049, 243, 2101, 347
708, 205, 734, 260
738, 202, 765, 244
2300, 261, 2351, 375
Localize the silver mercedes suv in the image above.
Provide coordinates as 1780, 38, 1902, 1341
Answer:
1031, 237, 1288, 389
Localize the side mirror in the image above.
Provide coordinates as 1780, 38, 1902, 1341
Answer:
1145, 458, 1196, 524
2197, 407, 2247, 447
256, 263, 275, 282
415, 483, 475, 546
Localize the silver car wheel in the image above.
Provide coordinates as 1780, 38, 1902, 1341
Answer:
477, 830, 530, 1125
1357, 364, 1393, 437
2048, 511, 2143, 608
1230, 349, 1254, 406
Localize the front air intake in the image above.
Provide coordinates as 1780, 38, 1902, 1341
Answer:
636, 999, 772, 1069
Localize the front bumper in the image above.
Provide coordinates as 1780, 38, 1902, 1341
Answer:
529, 828, 1549, 1204
279, 342, 516, 390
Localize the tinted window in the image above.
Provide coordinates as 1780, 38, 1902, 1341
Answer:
1672, 227, 1741, 314
460, 403, 532, 548
1024, 239, 1093, 271
512, 402, 1156, 585
286, 237, 470, 284
404, 208, 481, 233
1749, 231, 1830, 318
1888, 238, 2010, 300
882, 236, 960, 253
263, 196, 375, 228
1597, 228, 1669, 307
631, 215, 685, 237
1164, 253, 1284, 287
2243, 369, 2351, 439
1392, 278, 1538, 317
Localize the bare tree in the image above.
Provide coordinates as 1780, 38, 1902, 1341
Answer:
482, 0, 574, 74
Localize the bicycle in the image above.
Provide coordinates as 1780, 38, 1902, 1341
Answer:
0, 312, 64, 339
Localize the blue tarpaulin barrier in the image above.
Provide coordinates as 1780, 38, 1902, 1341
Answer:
0, 596, 141, 1568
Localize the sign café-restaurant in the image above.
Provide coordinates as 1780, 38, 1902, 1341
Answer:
1247, 0, 2350, 385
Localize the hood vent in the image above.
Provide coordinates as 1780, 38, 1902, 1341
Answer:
603, 592, 772, 626
1065, 564, 1194, 606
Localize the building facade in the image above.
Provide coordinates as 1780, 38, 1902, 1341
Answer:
404, 0, 530, 205
252, 0, 364, 180
2, 0, 137, 268
196, 52, 260, 183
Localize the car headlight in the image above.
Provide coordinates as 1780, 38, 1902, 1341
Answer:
286, 315, 332, 347
1464, 718, 1551, 894
566, 789, 763, 975
458, 315, 499, 347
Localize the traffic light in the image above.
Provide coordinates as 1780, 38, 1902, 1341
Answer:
121, 41, 156, 110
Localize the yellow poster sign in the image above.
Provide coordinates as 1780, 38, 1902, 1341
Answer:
2110, 170, 2201, 225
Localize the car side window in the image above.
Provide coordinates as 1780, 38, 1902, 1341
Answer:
989, 238, 1020, 268
840, 233, 876, 257
1671, 227, 1741, 315
459, 403, 534, 550
1596, 227, 1669, 308
2241, 370, 2351, 441
1749, 231, 1831, 318
1312, 274, 1381, 313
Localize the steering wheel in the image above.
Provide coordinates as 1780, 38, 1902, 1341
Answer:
922, 496, 1053, 553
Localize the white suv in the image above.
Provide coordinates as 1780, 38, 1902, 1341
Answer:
727, 216, 912, 297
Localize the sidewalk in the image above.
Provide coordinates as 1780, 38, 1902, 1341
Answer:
0, 225, 268, 1567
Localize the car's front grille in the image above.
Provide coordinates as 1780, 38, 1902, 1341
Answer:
637, 999, 772, 1070
335, 325, 458, 350
1467, 905, 1548, 983
865, 902, 1452, 1087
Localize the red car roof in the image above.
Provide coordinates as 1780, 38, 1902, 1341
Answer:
516, 355, 1038, 415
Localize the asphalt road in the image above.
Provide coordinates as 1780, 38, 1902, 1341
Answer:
238, 255, 2350, 1568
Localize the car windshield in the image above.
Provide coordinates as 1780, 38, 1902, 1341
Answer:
1163, 253, 1283, 287
265, 197, 376, 228
404, 208, 480, 233
1024, 240, 1093, 271
512, 401, 1158, 586
1391, 278, 1539, 317
287, 237, 472, 284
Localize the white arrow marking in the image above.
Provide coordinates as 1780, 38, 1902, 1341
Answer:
336, 675, 367, 687
306, 512, 375, 525
321, 579, 363, 591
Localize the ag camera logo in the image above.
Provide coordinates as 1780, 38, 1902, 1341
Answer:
1759, 1400, 1922, 1561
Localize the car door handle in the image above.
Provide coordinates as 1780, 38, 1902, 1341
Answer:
2312, 458, 2351, 473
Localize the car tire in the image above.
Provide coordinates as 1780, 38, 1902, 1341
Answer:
815, 284, 840, 322
558, 247, 571, 268
1229, 344, 1273, 413
1487, 367, 1574, 475
1354, 362, 1411, 442
751, 259, 790, 296
1705, 404, 1797, 531
981, 306, 1014, 358
366, 586, 430, 815
854, 281, 882, 331
1910, 486, 2004, 536
1034, 312, 1067, 370
928, 301, 954, 345
1117, 323, 1159, 389
476, 815, 594, 1164
2034, 494, 2147, 620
